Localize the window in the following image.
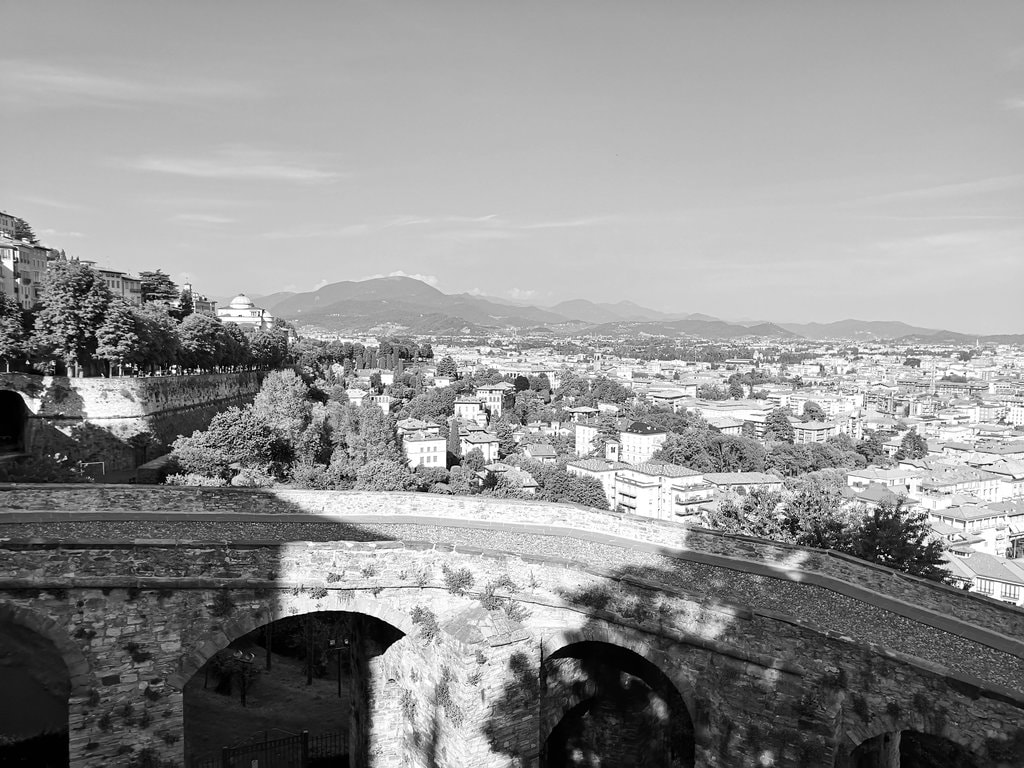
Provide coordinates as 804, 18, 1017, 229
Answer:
976, 579, 994, 594
1001, 584, 1020, 601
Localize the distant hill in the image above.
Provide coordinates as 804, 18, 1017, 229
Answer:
779, 319, 945, 341
254, 277, 1017, 340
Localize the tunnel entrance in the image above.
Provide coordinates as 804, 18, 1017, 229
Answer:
0, 620, 70, 768
847, 730, 980, 768
184, 611, 403, 768
0, 391, 27, 453
542, 641, 695, 768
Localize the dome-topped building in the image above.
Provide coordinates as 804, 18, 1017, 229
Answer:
216, 293, 276, 333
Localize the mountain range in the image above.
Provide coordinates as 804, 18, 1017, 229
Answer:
234, 276, 1020, 342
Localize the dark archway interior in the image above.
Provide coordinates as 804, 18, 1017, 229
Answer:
543, 641, 695, 768
184, 610, 403, 768
0, 620, 70, 768
849, 730, 980, 768
0, 391, 28, 452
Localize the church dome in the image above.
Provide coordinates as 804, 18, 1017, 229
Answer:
229, 294, 256, 309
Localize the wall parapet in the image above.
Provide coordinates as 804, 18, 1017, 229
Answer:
1, 484, 1022, 648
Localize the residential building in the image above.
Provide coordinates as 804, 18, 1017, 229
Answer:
476, 382, 513, 418
523, 443, 557, 464
460, 431, 499, 463
613, 462, 713, 519
703, 472, 784, 496
618, 421, 668, 465
847, 467, 924, 496
402, 431, 447, 469
941, 549, 1024, 607
0, 211, 17, 238
792, 421, 838, 445
454, 398, 487, 425
566, 458, 628, 508
0, 236, 54, 309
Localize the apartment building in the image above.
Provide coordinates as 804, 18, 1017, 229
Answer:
619, 421, 668, 465
792, 421, 838, 445
613, 462, 713, 519
402, 431, 447, 469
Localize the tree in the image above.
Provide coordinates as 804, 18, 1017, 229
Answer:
494, 418, 517, 458
95, 298, 140, 375
563, 474, 609, 509
447, 417, 462, 464
698, 384, 728, 401
895, 428, 928, 461
32, 260, 112, 376
513, 374, 530, 392
856, 430, 889, 466
252, 370, 314, 452
764, 408, 795, 443
177, 313, 225, 370
728, 380, 745, 400
0, 292, 28, 371
171, 407, 285, 479
652, 430, 715, 472
134, 305, 180, 373
139, 270, 179, 304
13, 217, 37, 244
174, 288, 195, 320
703, 490, 789, 541
851, 499, 949, 582
435, 355, 458, 378
802, 401, 825, 422
354, 458, 418, 491
462, 447, 486, 473
250, 329, 288, 369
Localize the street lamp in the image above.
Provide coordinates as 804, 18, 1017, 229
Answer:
232, 650, 256, 707
325, 637, 349, 699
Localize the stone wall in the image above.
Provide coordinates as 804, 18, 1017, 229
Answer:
0, 536, 1022, 767
0, 372, 263, 472
2, 484, 1021, 647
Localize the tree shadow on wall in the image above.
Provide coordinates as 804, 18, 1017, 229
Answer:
482, 545, 1024, 768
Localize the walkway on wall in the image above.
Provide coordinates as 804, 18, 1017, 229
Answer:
2, 493, 1023, 709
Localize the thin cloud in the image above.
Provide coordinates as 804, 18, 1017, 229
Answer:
126, 147, 341, 183
360, 270, 440, 287
172, 213, 235, 225
1003, 96, 1024, 111
38, 228, 84, 239
520, 216, 609, 230
0, 60, 260, 108
261, 224, 369, 239
17, 195, 89, 211
857, 175, 1024, 203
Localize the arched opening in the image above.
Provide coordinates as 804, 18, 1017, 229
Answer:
542, 641, 695, 768
847, 730, 980, 768
0, 391, 28, 453
183, 610, 404, 768
0, 618, 71, 767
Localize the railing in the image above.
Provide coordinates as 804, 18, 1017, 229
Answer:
188, 728, 347, 768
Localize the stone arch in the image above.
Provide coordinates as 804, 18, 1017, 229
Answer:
837, 705, 982, 766
543, 622, 700, 721
540, 636, 697, 768
0, 390, 28, 452
841, 728, 984, 768
0, 602, 93, 699
169, 593, 420, 690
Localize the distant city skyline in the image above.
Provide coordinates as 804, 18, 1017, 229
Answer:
3, 1, 1023, 334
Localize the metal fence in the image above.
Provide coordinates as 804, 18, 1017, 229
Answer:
189, 729, 347, 768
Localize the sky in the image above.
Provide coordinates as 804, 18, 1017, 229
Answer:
2, 1, 1023, 334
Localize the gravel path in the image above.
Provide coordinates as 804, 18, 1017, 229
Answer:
2, 518, 1022, 693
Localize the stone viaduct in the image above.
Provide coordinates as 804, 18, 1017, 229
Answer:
0, 484, 1022, 767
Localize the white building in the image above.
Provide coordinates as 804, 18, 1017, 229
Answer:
402, 431, 447, 469
217, 293, 277, 333
619, 421, 668, 465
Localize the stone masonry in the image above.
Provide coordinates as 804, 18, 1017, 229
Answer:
0, 487, 1022, 767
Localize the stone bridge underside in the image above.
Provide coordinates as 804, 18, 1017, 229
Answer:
0, 485, 1022, 767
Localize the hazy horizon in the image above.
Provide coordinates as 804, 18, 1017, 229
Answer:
3, 1, 1023, 334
